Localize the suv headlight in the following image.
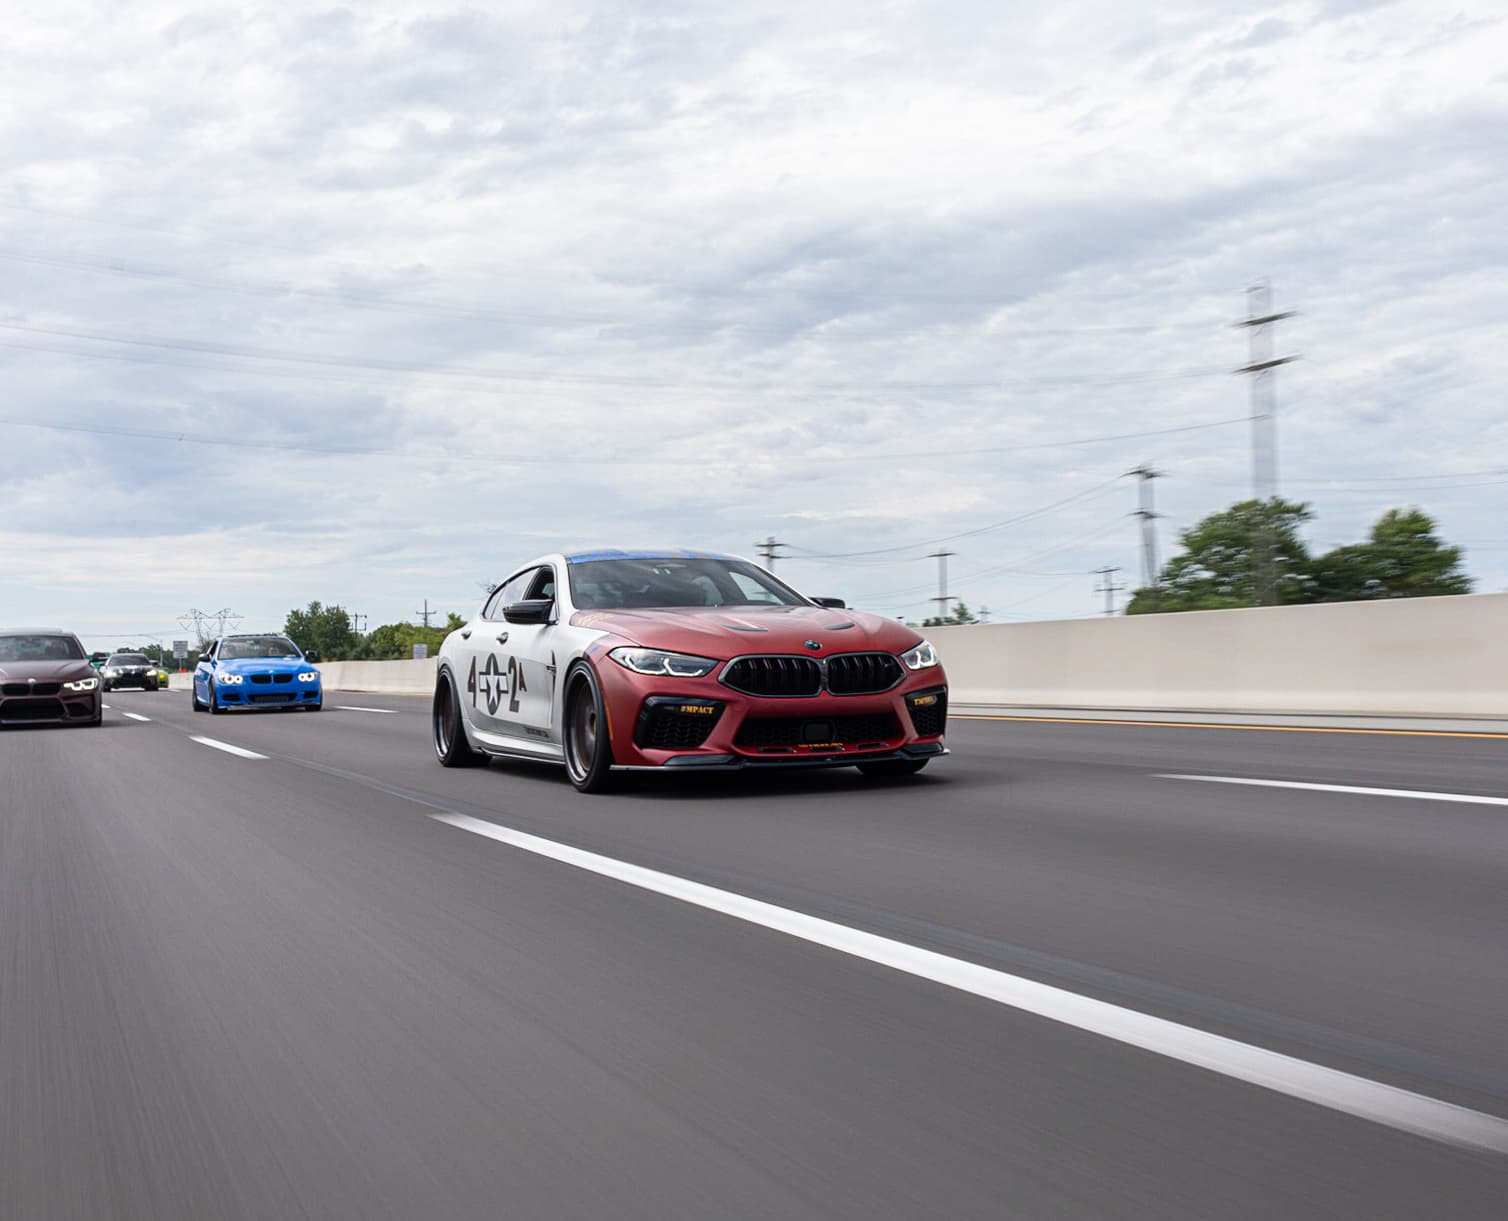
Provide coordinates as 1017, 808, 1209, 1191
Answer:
609, 647, 718, 678
218, 672, 245, 685
297, 671, 319, 682
63, 676, 99, 691
899, 640, 940, 670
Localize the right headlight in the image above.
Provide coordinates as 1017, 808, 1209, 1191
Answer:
609, 647, 719, 678
218, 672, 245, 685
899, 640, 940, 670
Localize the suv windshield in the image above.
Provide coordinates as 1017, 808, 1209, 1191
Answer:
107, 654, 151, 666
219, 636, 302, 661
0, 634, 86, 662
568, 556, 808, 610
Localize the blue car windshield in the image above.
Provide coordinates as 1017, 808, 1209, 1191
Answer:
219, 636, 302, 660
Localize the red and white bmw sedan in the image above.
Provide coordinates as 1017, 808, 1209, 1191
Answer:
433, 550, 948, 793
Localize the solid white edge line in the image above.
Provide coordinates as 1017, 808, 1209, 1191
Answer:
334, 706, 399, 714
123, 712, 151, 722
432, 810, 1508, 1155
101, 703, 111, 710
189, 736, 267, 760
1159, 774, 1508, 807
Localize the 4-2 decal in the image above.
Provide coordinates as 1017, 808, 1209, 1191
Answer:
467, 653, 526, 716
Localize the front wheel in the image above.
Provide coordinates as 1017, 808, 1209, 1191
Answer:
208, 679, 223, 714
856, 759, 929, 779
562, 663, 616, 794
433, 673, 482, 766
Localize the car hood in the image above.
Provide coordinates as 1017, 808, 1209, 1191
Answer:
570, 604, 926, 658
214, 657, 308, 673
0, 659, 97, 683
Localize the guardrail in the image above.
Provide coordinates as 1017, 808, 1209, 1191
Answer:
223, 592, 1506, 719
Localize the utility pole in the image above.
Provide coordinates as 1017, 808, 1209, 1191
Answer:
928, 550, 956, 622
1235, 281, 1299, 606
756, 537, 788, 570
1127, 464, 1164, 608
352, 613, 368, 634
415, 600, 434, 629
1094, 566, 1126, 617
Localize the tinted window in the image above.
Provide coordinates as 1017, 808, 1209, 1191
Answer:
219, 636, 302, 660
107, 654, 151, 666
568, 557, 807, 610
483, 570, 537, 620
0, 634, 86, 661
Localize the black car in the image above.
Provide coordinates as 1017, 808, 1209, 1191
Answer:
0, 629, 103, 726
101, 652, 161, 691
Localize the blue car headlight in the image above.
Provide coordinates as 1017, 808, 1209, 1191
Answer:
297, 671, 319, 682
218, 673, 245, 685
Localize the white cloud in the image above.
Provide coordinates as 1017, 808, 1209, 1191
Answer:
1, 0, 1505, 644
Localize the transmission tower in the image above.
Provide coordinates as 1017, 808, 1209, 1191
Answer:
756, 537, 789, 570
928, 550, 956, 621
1127, 464, 1164, 608
179, 607, 241, 646
1235, 282, 1299, 606
415, 600, 436, 629
1094, 566, 1126, 617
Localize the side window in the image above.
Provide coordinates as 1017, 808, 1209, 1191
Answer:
483, 570, 536, 620
525, 567, 556, 602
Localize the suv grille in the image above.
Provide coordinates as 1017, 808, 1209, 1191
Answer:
734, 712, 902, 750
825, 653, 903, 695
721, 656, 822, 697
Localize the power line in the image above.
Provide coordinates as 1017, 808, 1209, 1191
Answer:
0, 320, 1232, 394
0, 411, 1253, 471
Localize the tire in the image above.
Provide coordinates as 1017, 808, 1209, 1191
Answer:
856, 759, 929, 779
562, 663, 616, 794
307, 700, 323, 712
432, 672, 483, 767
148, 680, 159, 692
208, 679, 223, 714
102, 680, 111, 692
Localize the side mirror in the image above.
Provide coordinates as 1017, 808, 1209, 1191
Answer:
503, 599, 553, 625
812, 597, 846, 609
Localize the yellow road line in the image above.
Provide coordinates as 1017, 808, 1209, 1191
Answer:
952, 714, 1508, 740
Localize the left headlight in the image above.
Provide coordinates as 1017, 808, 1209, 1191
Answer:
64, 676, 99, 691
297, 671, 319, 682
899, 640, 940, 670
609, 647, 719, 678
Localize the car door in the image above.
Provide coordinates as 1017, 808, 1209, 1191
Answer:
194, 639, 219, 703
492, 565, 561, 742
459, 569, 536, 739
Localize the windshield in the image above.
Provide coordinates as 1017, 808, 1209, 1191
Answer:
108, 654, 151, 666
219, 636, 302, 661
568, 556, 808, 610
0, 634, 86, 662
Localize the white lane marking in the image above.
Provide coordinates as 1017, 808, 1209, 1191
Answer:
102, 704, 111, 710
433, 810, 1508, 1154
123, 712, 152, 722
190, 736, 267, 760
335, 706, 398, 714
1160, 774, 1508, 807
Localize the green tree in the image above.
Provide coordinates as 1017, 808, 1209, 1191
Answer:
1311, 508, 1471, 602
360, 613, 466, 660
1126, 498, 1314, 614
284, 601, 357, 660
923, 600, 980, 627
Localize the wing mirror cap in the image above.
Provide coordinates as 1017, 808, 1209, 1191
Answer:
812, 596, 846, 609
503, 599, 554, 625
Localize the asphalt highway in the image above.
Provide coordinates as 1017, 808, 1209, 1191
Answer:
3, 692, 1505, 1219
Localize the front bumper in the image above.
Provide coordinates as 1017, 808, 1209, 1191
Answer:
0, 686, 102, 725
214, 679, 322, 708
596, 657, 948, 769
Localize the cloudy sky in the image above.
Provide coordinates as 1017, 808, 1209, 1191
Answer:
3, 0, 1505, 647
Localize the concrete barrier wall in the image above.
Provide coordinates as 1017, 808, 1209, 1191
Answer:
302, 593, 1508, 718
316, 658, 438, 694
926, 591, 1508, 717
